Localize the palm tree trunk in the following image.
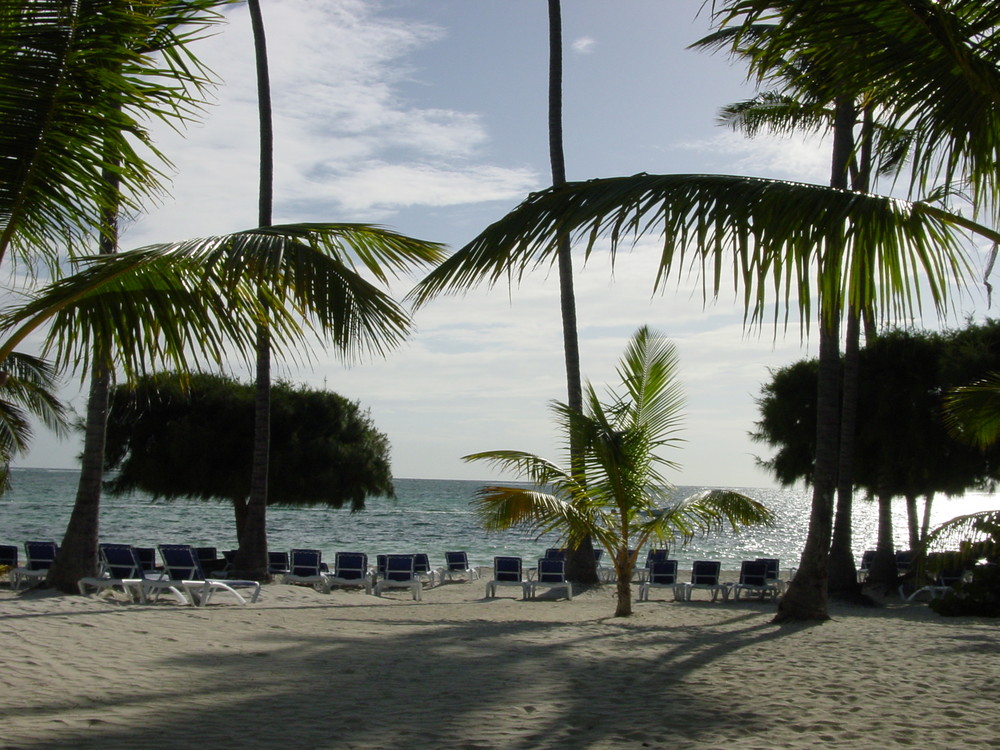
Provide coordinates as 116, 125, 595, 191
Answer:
547, 0, 596, 585
775, 97, 855, 621
47, 359, 110, 592
868, 488, 898, 588
775, 317, 840, 621
232, 0, 272, 581
48, 156, 119, 593
828, 307, 861, 594
905, 493, 921, 552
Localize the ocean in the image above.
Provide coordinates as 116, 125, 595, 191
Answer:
2, 467, 996, 571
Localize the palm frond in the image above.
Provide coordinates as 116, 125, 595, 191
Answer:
944, 373, 1000, 449
0, 223, 445, 378
409, 174, 986, 329
713, 0, 1000, 208
0, 0, 230, 267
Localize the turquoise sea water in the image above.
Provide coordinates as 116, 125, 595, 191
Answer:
1, 468, 996, 571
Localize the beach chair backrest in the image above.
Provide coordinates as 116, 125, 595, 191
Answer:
0, 544, 18, 568
738, 560, 768, 586
195, 547, 218, 571
593, 548, 603, 564
268, 551, 290, 574
544, 547, 566, 560
412, 553, 431, 575
494, 556, 522, 582
537, 558, 566, 583
334, 552, 367, 580
135, 547, 158, 573
24, 541, 58, 570
648, 559, 678, 585
645, 548, 669, 567
691, 560, 721, 585
98, 544, 143, 580
289, 548, 323, 577
756, 558, 779, 580
937, 568, 964, 587
895, 550, 914, 574
445, 551, 468, 571
159, 544, 205, 581
859, 550, 876, 571
384, 554, 415, 582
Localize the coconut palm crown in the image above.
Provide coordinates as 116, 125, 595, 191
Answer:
464, 325, 775, 617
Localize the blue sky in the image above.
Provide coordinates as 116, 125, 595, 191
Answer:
18, 0, 992, 487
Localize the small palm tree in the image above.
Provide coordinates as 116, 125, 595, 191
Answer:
465, 326, 775, 617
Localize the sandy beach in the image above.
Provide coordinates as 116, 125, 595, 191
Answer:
1, 578, 997, 750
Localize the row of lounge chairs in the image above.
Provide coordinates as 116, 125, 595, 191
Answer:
2, 541, 783, 605
274, 549, 481, 601
1, 541, 260, 606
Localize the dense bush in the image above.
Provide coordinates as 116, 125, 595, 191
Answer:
929, 564, 1000, 617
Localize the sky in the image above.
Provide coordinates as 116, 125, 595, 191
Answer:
16, 0, 995, 487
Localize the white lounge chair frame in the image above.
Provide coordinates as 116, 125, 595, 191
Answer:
486, 556, 528, 599
374, 554, 422, 600
78, 544, 147, 602
11, 541, 58, 590
638, 559, 681, 602
326, 552, 373, 594
284, 548, 331, 593
528, 558, 573, 600
146, 545, 261, 606
438, 551, 479, 584
676, 560, 730, 602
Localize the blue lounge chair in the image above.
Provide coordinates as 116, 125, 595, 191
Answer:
756, 557, 784, 593
78, 543, 147, 602
326, 552, 372, 594
146, 544, 261, 606
413, 552, 437, 587
439, 551, 479, 584
677, 560, 729, 602
486, 556, 528, 599
268, 550, 291, 577
732, 560, 780, 601
857, 550, 876, 582
12, 540, 58, 590
284, 548, 330, 593
135, 547, 160, 574
528, 557, 572, 600
374, 554, 421, 600
1, 545, 18, 584
902, 567, 966, 602
638, 559, 680, 602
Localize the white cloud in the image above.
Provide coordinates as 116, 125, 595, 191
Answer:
679, 130, 831, 183
572, 36, 596, 54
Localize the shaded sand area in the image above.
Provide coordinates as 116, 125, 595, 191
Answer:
1, 581, 997, 750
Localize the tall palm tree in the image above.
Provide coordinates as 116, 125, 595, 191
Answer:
409, 171, 994, 619
238, 0, 276, 582
2, 0, 232, 592
546, 0, 596, 584
466, 325, 774, 617
413, 0, 1000, 620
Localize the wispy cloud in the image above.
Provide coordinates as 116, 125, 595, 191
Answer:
571, 36, 597, 54
122, 0, 537, 246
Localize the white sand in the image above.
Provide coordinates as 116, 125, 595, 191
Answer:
1, 578, 997, 750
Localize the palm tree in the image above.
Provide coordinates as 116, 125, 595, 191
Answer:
413, 0, 1000, 620
239, 0, 276, 582
546, 0, 597, 584
3, 0, 232, 591
466, 326, 774, 617
0, 353, 68, 493
2, 2, 447, 591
